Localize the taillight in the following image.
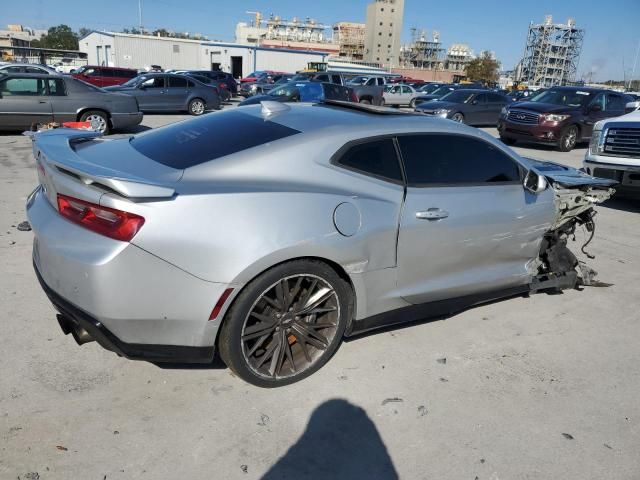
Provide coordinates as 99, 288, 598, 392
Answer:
220, 83, 227, 89
57, 194, 145, 242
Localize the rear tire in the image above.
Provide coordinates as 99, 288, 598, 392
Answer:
218, 260, 351, 388
409, 98, 416, 108
79, 110, 110, 134
188, 98, 206, 116
359, 98, 371, 105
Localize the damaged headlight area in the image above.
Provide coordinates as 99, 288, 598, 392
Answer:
531, 183, 614, 293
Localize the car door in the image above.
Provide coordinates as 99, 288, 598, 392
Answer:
165, 75, 190, 110
469, 93, 489, 124
400, 85, 413, 105
385, 85, 401, 105
135, 76, 167, 111
395, 133, 555, 304
47, 77, 76, 123
0, 76, 53, 129
583, 92, 609, 138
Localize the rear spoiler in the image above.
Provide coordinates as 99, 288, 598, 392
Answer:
31, 129, 175, 199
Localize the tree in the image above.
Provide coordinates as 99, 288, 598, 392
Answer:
78, 27, 92, 39
465, 51, 500, 84
32, 25, 78, 50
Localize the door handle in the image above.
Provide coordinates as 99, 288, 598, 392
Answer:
38, 101, 47, 104
416, 208, 449, 220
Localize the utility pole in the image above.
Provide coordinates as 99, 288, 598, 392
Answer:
629, 38, 640, 91
138, 0, 144, 32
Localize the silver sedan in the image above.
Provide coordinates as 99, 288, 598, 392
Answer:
27, 101, 615, 387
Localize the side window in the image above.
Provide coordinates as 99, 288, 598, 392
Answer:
366, 78, 376, 86
186, 79, 195, 88
84, 68, 100, 77
487, 93, 504, 103
26, 66, 47, 74
102, 69, 114, 77
475, 93, 488, 104
607, 94, 625, 111
402, 86, 411, 94
5, 66, 24, 73
47, 79, 66, 96
377, 78, 385, 86
0, 77, 45, 96
590, 93, 606, 110
142, 77, 165, 88
316, 74, 329, 82
331, 75, 342, 84
168, 76, 188, 88
398, 134, 521, 186
336, 139, 403, 183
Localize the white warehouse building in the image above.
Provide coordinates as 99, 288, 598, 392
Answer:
79, 31, 328, 78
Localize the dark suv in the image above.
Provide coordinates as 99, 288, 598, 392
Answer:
498, 87, 634, 151
187, 70, 238, 96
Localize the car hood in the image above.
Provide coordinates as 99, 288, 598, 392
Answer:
416, 100, 457, 110
521, 157, 617, 189
510, 101, 579, 114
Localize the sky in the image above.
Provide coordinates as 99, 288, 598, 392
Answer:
2, 0, 639, 81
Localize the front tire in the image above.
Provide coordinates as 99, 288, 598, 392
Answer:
451, 112, 465, 123
79, 110, 110, 134
359, 98, 371, 105
557, 125, 579, 152
501, 136, 517, 146
218, 260, 351, 388
188, 98, 206, 116
409, 98, 416, 108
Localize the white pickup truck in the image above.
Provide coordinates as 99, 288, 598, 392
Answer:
584, 106, 640, 195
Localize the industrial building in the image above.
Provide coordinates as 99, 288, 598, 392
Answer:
399, 29, 444, 70
235, 12, 339, 55
364, 0, 405, 67
333, 22, 366, 61
517, 15, 584, 87
79, 31, 328, 78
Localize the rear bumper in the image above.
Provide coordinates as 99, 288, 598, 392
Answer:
27, 186, 231, 354
35, 262, 215, 363
110, 112, 143, 129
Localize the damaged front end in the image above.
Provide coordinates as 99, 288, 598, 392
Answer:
524, 159, 616, 293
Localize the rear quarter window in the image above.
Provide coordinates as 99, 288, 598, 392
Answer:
130, 111, 300, 169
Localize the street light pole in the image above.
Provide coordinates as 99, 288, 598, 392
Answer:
629, 38, 640, 91
138, 0, 144, 31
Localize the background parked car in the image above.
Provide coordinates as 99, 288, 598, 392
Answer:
383, 84, 421, 107
104, 73, 220, 115
238, 81, 354, 106
185, 70, 238, 96
0, 73, 141, 134
182, 73, 231, 102
246, 74, 295, 97
506, 89, 538, 102
345, 75, 386, 105
498, 86, 634, 151
0, 63, 60, 75
584, 107, 640, 196
72, 65, 138, 87
415, 89, 510, 125
414, 84, 467, 105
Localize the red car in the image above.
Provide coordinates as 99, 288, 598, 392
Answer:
72, 66, 138, 87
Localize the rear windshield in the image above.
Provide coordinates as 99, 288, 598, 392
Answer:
130, 111, 300, 169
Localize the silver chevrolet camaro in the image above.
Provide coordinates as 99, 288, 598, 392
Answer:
27, 101, 616, 387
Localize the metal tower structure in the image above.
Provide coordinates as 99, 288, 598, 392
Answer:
518, 15, 584, 87
399, 29, 445, 69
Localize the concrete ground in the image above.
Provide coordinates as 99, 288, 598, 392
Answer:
1, 107, 639, 480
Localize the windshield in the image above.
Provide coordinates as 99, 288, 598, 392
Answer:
430, 87, 454, 97
418, 84, 440, 94
440, 91, 476, 103
121, 76, 143, 87
529, 88, 593, 107
268, 82, 324, 101
347, 76, 367, 86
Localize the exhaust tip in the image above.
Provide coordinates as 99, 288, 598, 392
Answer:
70, 324, 95, 345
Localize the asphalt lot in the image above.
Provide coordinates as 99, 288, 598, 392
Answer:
1, 105, 640, 480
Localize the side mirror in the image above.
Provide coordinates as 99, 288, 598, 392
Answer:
625, 101, 640, 114
524, 170, 548, 194
589, 103, 603, 112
